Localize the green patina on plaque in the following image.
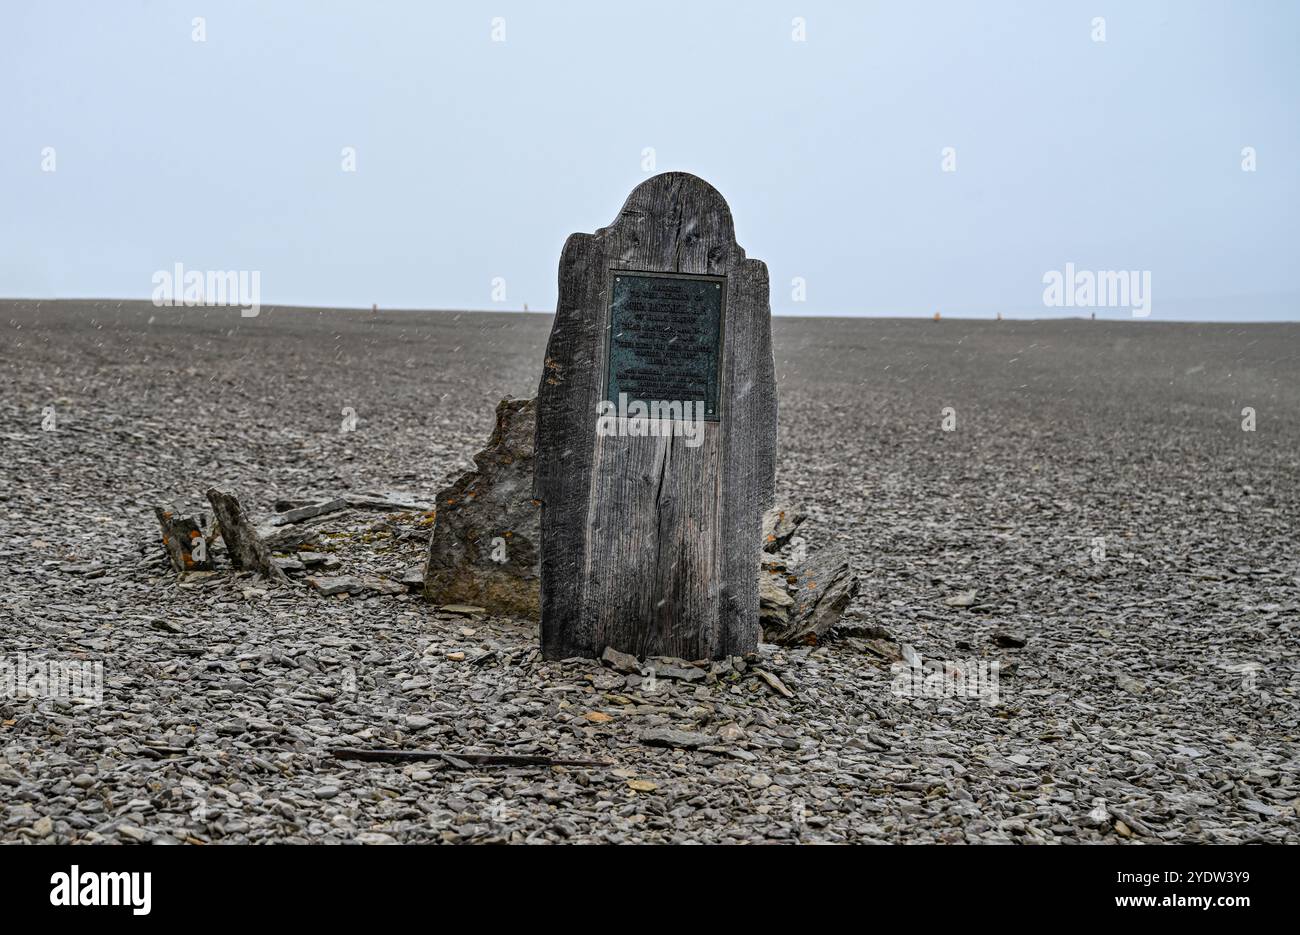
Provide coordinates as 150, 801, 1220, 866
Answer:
606, 270, 724, 422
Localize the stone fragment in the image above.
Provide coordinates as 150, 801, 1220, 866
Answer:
759, 572, 795, 629
754, 669, 794, 698
601, 646, 640, 674
945, 589, 978, 608
761, 505, 806, 553
359, 575, 405, 596
306, 575, 363, 596
424, 397, 540, 617
640, 728, 713, 750
764, 545, 859, 645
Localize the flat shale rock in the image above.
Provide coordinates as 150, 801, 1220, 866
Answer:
423, 397, 540, 618
306, 574, 403, 597
763, 545, 859, 645
361, 575, 406, 596
306, 575, 363, 596
601, 646, 641, 674
641, 728, 714, 750
439, 604, 487, 615
759, 570, 795, 627
761, 507, 806, 553
256, 522, 317, 551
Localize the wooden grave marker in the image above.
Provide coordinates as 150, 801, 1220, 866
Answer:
535, 172, 776, 660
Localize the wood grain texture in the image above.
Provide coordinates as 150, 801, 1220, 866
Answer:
205, 488, 287, 582
154, 506, 212, 573
536, 173, 776, 660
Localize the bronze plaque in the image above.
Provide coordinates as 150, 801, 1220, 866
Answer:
606, 270, 724, 421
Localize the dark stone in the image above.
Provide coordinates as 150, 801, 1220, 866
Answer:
423, 397, 541, 618
763, 544, 859, 645
601, 646, 640, 674
761, 506, 806, 553
640, 728, 714, 750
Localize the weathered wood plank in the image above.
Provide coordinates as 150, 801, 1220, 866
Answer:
205, 487, 288, 582
154, 506, 213, 573
536, 173, 776, 660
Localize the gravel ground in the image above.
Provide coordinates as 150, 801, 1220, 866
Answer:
2, 299, 1298, 844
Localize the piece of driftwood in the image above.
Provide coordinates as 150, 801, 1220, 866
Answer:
272, 492, 431, 515
205, 487, 288, 582
535, 172, 777, 660
329, 747, 610, 768
342, 492, 431, 512
266, 497, 349, 526
154, 507, 213, 572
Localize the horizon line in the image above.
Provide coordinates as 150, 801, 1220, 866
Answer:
2, 297, 1298, 325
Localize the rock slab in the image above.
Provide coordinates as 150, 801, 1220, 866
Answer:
423, 397, 541, 618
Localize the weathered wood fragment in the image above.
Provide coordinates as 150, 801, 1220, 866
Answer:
329, 748, 610, 768
271, 492, 430, 514
154, 506, 213, 572
266, 497, 349, 526
205, 487, 287, 582
343, 492, 432, 512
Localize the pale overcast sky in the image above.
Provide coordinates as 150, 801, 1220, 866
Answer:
3, 1, 1297, 319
